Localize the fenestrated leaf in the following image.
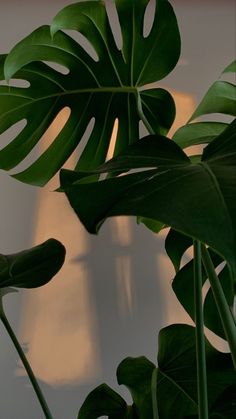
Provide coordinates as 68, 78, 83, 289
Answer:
156, 324, 236, 419
190, 81, 236, 121
0, 0, 180, 186
172, 122, 228, 149
60, 120, 236, 277
171, 250, 221, 323
0, 239, 65, 289
165, 229, 235, 338
189, 60, 236, 122
77, 383, 129, 419
171, 250, 235, 339
117, 356, 156, 419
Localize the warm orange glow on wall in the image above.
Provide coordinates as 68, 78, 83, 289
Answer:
18, 90, 205, 386
18, 109, 100, 386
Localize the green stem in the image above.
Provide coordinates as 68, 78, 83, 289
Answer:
0, 298, 53, 419
201, 245, 236, 369
193, 240, 209, 419
151, 368, 159, 419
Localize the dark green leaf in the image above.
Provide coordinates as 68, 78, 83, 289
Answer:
156, 324, 236, 419
0, 0, 180, 185
140, 88, 176, 136
172, 122, 228, 149
117, 356, 156, 419
77, 383, 128, 419
137, 217, 165, 233
204, 265, 235, 339
0, 239, 65, 288
171, 250, 234, 339
61, 120, 236, 277
165, 228, 193, 272
209, 385, 236, 418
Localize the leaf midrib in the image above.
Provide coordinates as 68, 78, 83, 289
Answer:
157, 369, 198, 406
0, 86, 138, 119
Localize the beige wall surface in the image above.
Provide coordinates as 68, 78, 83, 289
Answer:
0, 1, 235, 418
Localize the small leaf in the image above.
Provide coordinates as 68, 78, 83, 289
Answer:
117, 356, 156, 419
190, 81, 236, 121
77, 383, 128, 419
0, 239, 65, 289
189, 60, 236, 122
173, 122, 228, 149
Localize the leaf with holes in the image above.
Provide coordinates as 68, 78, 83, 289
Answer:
172, 60, 236, 149
0, 0, 180, 186
189, 61, 236, 122
60, 120, 236, 277
171, 250, 235, 339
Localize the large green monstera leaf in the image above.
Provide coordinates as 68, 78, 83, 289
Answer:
0, 0, 179, 186
60, 119, 236, 277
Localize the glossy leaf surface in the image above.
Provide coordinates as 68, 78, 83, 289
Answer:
0, 0, 180, 185
61, 120, 236, 277
0, 239, 65, 288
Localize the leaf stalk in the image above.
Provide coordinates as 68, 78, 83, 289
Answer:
151, 368, 159, 419
193, 240, 209, 419
0, 293, 54, 419
201, 245, 236, 369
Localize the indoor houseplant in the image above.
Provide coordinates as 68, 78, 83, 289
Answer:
0, 0, 235, 418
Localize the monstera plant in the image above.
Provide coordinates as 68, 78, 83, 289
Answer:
0, 0, 235, 418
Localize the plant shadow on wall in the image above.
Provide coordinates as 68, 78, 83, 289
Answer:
0, 0, 236, 418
